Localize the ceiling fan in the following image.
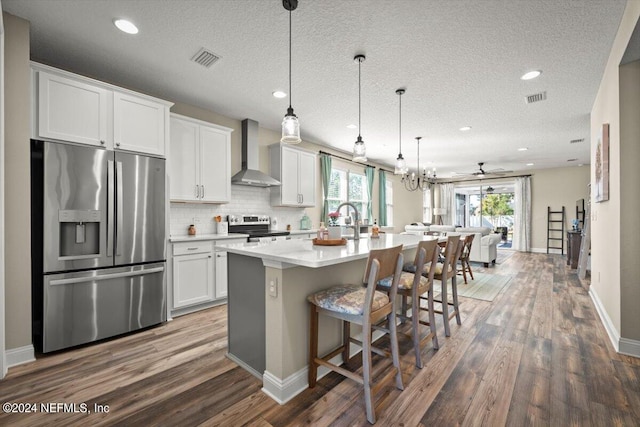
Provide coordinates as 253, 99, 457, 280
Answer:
455, 162, 512, 178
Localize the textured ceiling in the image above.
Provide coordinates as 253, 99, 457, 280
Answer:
2, 0, 627, 177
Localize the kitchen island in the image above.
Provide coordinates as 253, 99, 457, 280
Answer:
217, 233, 428, 404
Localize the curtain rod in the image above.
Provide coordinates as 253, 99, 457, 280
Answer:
438, 174, 532, 184
319, 150, 376, 169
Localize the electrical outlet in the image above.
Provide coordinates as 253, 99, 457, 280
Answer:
269, 279, 278, 297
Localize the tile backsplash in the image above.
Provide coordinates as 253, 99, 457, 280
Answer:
170, 185, 308, 236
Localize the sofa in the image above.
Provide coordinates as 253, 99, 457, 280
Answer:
454, 227, 502, 267
403, 224, 501, 267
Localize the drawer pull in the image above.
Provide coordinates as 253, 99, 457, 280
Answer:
187, 247, 198, 251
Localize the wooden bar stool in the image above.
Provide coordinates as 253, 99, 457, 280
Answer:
378, 239, 440, 368
421, 235, 463, 337
307, 244, 404, 424
458, 234, 475, 284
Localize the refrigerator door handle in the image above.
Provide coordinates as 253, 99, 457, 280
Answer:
116, 161, 124, 256
107, 160, 114, 257
49, 266, 165, 286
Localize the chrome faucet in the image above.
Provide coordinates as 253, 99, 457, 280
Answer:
335, 202, 361, 240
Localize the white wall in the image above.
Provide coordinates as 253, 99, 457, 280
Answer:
529, 166, 590, 252
3, 12, 31, 358
590, 1, 640, 354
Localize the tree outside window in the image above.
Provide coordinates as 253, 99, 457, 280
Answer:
327, 168, 370, 223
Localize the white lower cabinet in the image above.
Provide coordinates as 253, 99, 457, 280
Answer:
214, 251, 228, 299
213, 238, 247, 300
171, 238, 247, 315
172, 241, 215, 309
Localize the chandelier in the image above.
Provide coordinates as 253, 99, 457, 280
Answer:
401, 136, 437, 191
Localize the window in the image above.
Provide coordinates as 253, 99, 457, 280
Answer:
385, 179, 393, 226
327, 168, 370, 223
423, 187, 431, 223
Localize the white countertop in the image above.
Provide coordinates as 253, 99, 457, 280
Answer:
287, 229, 316, 235
170, 233, 249, 243
217, 233, 433, 268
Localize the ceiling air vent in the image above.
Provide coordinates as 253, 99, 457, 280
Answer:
570, 138, 585, 144
525, 91, 547, 104
191, 48, 221, 68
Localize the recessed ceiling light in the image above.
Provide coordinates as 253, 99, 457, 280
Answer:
459, 126, 472, 132
578, 164, 584, 167
526, 162, 534, 166
114, 19, 138, 34
521, 70, 541, 80
346, 124, 357, 129
272, 91, 287, 99
517, 147, 528, 151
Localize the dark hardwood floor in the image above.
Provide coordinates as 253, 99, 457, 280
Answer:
2, 251, 639, 426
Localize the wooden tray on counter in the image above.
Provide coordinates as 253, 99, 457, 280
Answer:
312, 238, 347, 246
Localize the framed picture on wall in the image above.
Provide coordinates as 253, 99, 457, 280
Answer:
594, 123, 609, 202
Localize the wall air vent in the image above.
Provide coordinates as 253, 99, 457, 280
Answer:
191, 48, 221, 68
525, 91, 547, 104
570, 138, 585, 144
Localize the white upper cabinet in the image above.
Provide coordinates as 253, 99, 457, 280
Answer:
37, 71, 109, 147
113, 92, 168, 157
32, 63, 172, 156
270, 144, 317, 207
169, 114, 232, 203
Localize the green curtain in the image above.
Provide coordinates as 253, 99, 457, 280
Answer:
379, 169, 387, 226
320, 153, 332, 224
364, 166, 374, 221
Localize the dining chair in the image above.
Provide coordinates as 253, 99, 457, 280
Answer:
458, 234, 475, 284
378, 239, 440, 368
307, 244, 404, 424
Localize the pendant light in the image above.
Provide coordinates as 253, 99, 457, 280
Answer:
394, 89, 408, 174
352, 54, 367, 162
402, 137, 430, 192
281, 0, 301, 144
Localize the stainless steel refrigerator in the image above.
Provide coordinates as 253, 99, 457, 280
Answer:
31, 140, 166, 353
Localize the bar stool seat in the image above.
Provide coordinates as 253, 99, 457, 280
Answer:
308, 244, 405, 424
378, 271, 428, 290
308, 284, 390, 315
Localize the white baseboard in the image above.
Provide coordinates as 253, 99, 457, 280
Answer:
589, 287, 620, 352
619, 338, 640, 358
6, 344, 35, 368
590, 288, 640, 358
262, 329, 386, 404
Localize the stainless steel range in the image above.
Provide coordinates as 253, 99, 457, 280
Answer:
227, 214, 290, 242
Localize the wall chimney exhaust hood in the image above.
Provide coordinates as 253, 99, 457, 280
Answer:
231, 119, 281, 187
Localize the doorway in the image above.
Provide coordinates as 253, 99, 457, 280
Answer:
454, 182, 515, 248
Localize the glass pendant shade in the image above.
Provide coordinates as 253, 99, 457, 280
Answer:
353, 136, 367, 162
395, 154, 408, 175
281, 107, 301, 144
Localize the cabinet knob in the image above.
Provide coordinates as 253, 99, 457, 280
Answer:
115, 141, 121, 147
100, 140, 105, 145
